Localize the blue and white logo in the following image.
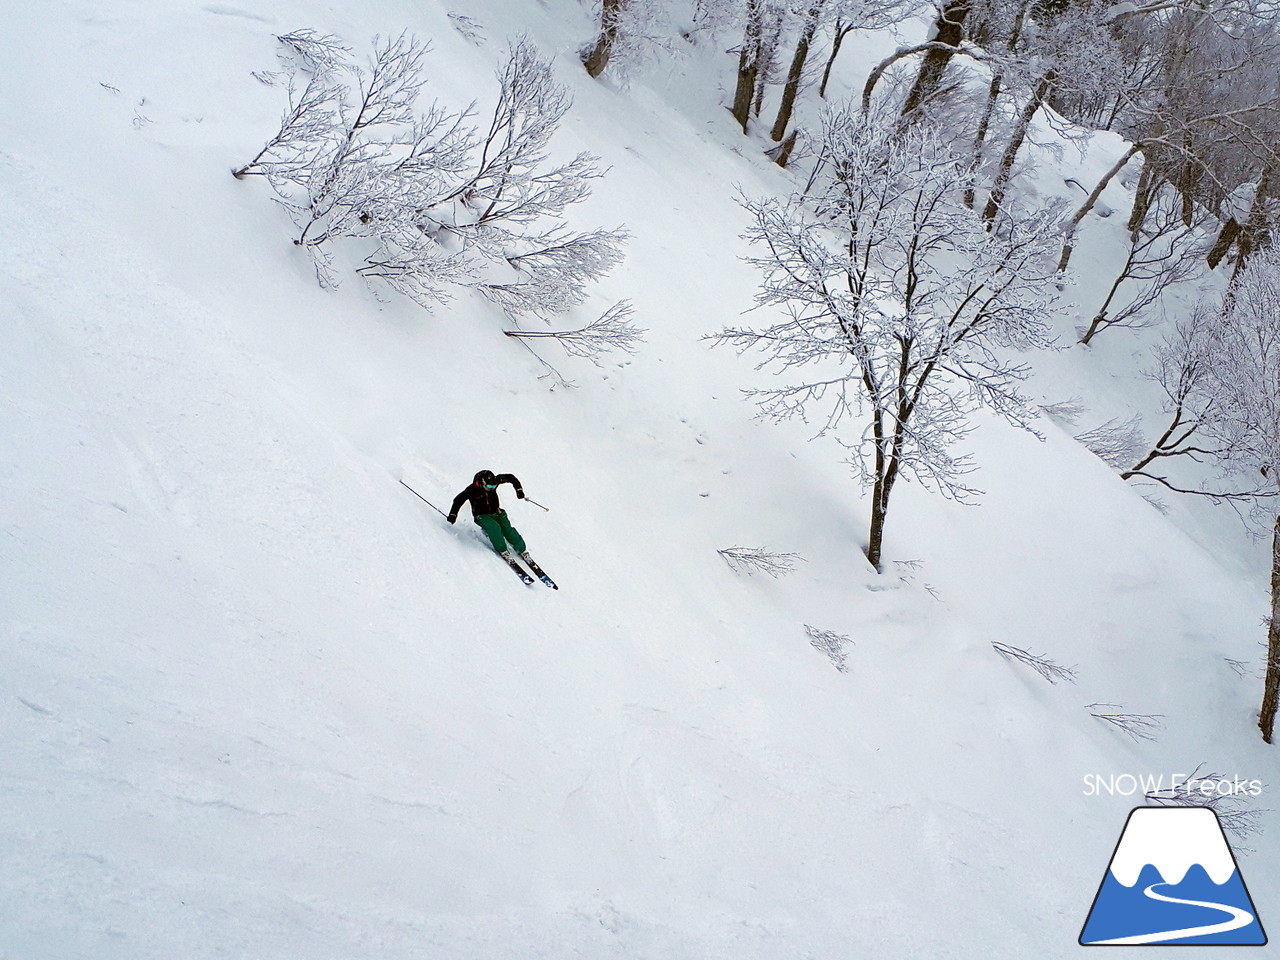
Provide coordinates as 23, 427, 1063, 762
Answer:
1080, 807, 1267, 946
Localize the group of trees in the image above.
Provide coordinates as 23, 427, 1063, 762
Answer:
580, 0, 1280, 736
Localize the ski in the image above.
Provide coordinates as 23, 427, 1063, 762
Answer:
501, 553, 535, 585
520, 552, 558, 590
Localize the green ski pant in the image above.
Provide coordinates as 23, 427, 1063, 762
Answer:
474, 510, 526, 553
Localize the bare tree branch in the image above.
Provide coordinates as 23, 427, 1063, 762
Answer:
719, 546, 806, 576
993, 641, 1079, 684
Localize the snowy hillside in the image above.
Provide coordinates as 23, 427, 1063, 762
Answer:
1, 0, 1276, 957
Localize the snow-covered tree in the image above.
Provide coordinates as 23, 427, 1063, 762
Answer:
1124, 6, 1280, 225
1125, 298, 1277, 502
580, 0, 689, 80
1197, 249, 1280, 741
236, 33, 625, 325
712, 108, 1061, 570
1077, 192, 1203, 344
1224, 162, 1279, 277
770, 0, 829, 148
1129, 248, 1280, 739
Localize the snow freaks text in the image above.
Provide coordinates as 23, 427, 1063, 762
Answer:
1083, 774, 1263, 798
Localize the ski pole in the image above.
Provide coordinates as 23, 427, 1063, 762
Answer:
523, 497, 550, 512
400, 479, 449, 519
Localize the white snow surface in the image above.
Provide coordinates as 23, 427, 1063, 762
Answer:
1, 1, 1276, 958
1109, 808, 1236, 887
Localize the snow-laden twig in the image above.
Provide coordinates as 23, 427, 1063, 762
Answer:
234, 75, 343, 181
1076, 415, 1146, 470
992, 642, 1079, 684
718, 546, 805, 577
805, 624, 853, 673
447, 12, 486, 45
503, 301, 645, 363
478, 226, 628, 317
1224, 657, 1253, 678
276, 29, 353, 76
1039, 397, 1086, 427
1087, 702, 1164, 741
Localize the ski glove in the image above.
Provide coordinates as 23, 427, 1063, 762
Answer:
446, 514, 457, 524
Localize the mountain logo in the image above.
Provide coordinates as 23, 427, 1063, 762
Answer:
1080, 806, 1267, 946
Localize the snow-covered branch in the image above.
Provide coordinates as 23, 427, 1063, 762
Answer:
1087, 703, 1165, 741
503, 300, 646, 363
993, 641, 1079, 684
806, 624, 854, 673
718, 546, 806, 576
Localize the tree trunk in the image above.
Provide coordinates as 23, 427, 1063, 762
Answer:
818, 24, 850, 98
1078, 261, 1131, 345
963, 1, 1026, 210
864, 412, 894, 571
1057, 142, 1142, 271
1178, 135, 1197, 227
963, 72, 1002, 208
731, 0, 764, 133
766, 129, 799, 167
1259, 514, 1280, 743
584, 0, 626, 78
1126, 160, 1157, 233
867, 501, 883, 571
900, 0, 970, 119
866, 478, 889, 571
1234, 163, 1277, 280
1206, 218, 1241, 270
1102, 91, 1124, 131
981, 70, 1054, 226
771, 1, 824, 142
753, 18, 783, 120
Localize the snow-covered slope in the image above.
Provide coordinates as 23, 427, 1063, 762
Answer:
1, 1, 1275, 958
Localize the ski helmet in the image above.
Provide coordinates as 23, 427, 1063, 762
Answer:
474, 469, 496, 486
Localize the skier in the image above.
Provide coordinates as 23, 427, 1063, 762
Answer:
398, 469, 556, 587
447, 469, 529, 558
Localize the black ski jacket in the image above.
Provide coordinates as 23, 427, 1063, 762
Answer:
448, 474, 524, 520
